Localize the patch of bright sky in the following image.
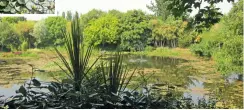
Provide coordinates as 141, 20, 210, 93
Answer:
0, 0, 237, 20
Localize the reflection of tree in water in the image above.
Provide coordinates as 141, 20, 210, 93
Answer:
203, 78, 243, 108
0, 59, 29, 88
125, 55, 200, 100
124, 55, 188, 69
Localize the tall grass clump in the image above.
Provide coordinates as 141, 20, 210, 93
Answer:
98, 52, 136, 95
54, 12, 99, 91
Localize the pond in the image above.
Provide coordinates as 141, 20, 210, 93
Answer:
0, 55, 243, 108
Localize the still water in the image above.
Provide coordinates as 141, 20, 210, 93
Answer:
0, 55, 243, 108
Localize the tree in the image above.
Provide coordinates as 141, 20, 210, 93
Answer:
108, 9, 123, 19
80, 9, 106, 30
147, 0, 172, 20
149, 16, 188, 48
45, 16, 67, 46
0, 21, 20, 51
32, 20, 49, 48
66, 11, 73, 21
14, 21, 35, 49
190, 0, 243, 75
164, 0, 234, 32
118, 10, 151, 51
0, 17, 26, 23
0, 0, 55, 14
213, 0, 243, 75
84, 14, 119, 47
62, 12, 66, 19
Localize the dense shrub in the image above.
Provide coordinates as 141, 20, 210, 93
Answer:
178, 31, 197, 48
144, 46, 155, 52
21, 41, 28, 51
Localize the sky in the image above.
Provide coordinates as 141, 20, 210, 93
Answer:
0, 0, 236, 20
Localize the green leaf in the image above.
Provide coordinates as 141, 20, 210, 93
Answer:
17, 0, 25, 5
88, 93, 98, 98
0, 1, 7, 6
48, 85, 56, 94
3, 5, 11, 12
32, 79, 41, 87
19, 86, 27, 96
123, 96, 133, 105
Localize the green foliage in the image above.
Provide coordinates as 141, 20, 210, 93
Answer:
80, 9, 106, 30
149, 16, 188, 48
108, 9, 123, 19
119, 10, 151, 51
178, 31, 197, 48
21, 41, 28, 51
147, 0, 172, 20
97, 52, 136, 94
14, 21, 35, 48
0, 21, 20, 51
190, 0, 243, 75
45, 16, 67, 46
164, 0, 234, 32
190, 30, 219, 57
0, 17, 26, 23
0, 0, 55, 14
66, 11, 73, 21
55, 12, 99, 91
84, 14, 119, 47
144, 46, 155, 52
33, 20, 50, 48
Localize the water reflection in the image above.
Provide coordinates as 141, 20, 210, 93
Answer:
0, 55, 243, 108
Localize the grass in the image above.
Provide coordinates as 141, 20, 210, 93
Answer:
0, 50, 39, 59
127, 47, 199, 61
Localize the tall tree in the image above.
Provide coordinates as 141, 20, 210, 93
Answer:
14, 21, 35, 49
62, 12, 66, 19
213, 0, 243, 75
45, 16, 67, 46
164, 0, 234, 32
80, 9, 106, 30
147, 0, 172, 20
32, 20, 49, 48
66, 11, 73, 21
118, 10, 151, 51
108, 9, 123, 19
84, 14, 119, 47
0, 22, 20, 51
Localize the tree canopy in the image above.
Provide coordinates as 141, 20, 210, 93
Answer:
84, 14, 119, 47
45, 16, 67, 46
118, 10, 151, 51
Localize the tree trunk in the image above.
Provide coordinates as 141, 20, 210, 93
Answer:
162, 39, 165, 47
160, 40, 163, 47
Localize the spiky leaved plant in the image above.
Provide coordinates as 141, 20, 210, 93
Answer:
98, 52, 137, 95
55, 12, 99, 91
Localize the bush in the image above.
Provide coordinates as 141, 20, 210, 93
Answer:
144, 46, 155, 52
178, 31, 197, 48
21, 41, 28, 51
190, 30, 220, 58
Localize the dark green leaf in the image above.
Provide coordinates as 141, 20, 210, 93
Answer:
32, 79, 41, 87
19, 86, 27, 96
